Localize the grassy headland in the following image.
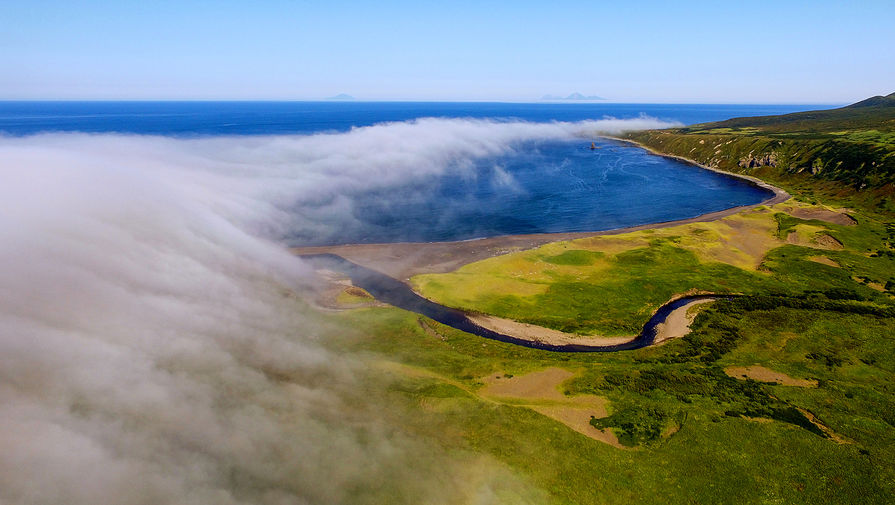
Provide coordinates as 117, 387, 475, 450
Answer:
623, 92, 895, 215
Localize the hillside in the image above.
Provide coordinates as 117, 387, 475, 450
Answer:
624, 93, 895, 213
689, 92, 895, 133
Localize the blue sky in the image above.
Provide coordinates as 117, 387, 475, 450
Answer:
2, 0, 893, 102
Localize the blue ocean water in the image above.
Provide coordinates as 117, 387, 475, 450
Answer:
0, 101, 830, 244
0, 101, 831, 136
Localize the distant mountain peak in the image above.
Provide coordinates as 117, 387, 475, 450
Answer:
541, 92, 606, 101
326, 93, 355, 100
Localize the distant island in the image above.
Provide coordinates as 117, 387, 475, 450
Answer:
326, 93, 355, 100
541, 92, 606, 101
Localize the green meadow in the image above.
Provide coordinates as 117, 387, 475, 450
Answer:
315, 196, 894, 503
410, 203, 894, 336
316, 96, 895, 504
321, 286, 894, 504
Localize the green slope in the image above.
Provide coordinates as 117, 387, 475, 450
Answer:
689, 92, 895, 134
624, 93, 895, 214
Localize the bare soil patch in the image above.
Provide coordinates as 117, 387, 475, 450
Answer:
787, 231, 844, 250
786, 207, 857, 226
724, 365, 817, 387
480, 368, 575, 400
703, 214, 779, 269
815, 233, 844, 249
480, 368, 622, 447
797, 407, 853, 444
532, 405, 622, 448
809, 256, 840, 268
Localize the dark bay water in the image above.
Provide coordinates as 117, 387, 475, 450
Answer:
301, 137, 773, 245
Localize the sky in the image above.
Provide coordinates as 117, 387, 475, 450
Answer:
1, 0, 894, 103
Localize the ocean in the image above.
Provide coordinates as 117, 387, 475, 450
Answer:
0, 101, 829, 244
0, 101, 827, 136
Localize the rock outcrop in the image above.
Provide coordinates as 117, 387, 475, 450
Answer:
738, 152, 778, 169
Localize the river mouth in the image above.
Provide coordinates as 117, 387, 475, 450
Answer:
304, 253, 723, 353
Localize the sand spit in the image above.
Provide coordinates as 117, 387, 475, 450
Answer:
466, 295, 716, 348
652, 297, 717, 345
467, 314, 634, 347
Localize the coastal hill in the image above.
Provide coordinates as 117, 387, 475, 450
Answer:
691, 91, 895, 133
625, 92, 895, 213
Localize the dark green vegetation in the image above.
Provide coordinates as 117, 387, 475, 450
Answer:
320, 96, 895, 503
325, 207, 894, 503
625, 92, 895, 214
325, 288, 894, 504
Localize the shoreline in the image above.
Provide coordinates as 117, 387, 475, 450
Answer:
294, 142, 791, 350
603, 135, 790, 205
291, 146, 789, 281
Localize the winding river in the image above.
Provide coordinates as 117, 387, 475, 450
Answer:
304, 253, 721, 352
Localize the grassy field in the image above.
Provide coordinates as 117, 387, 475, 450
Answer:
313, 97, 895, 503
410, 201, 894, 336
316, 196, 895, 503
318, 293, 894, 504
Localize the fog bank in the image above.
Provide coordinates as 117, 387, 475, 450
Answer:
0, 117, 674, 504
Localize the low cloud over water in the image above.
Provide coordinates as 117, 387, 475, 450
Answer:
0, 117, 675, 504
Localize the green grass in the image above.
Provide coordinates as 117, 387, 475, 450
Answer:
414, 238, 772, 335
309, 97, 895, 503
316, 197, 895, 503
319, 297, 895, 504
412, 204, 894, 336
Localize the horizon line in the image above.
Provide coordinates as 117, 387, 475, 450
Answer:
0, 98, 850, 106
